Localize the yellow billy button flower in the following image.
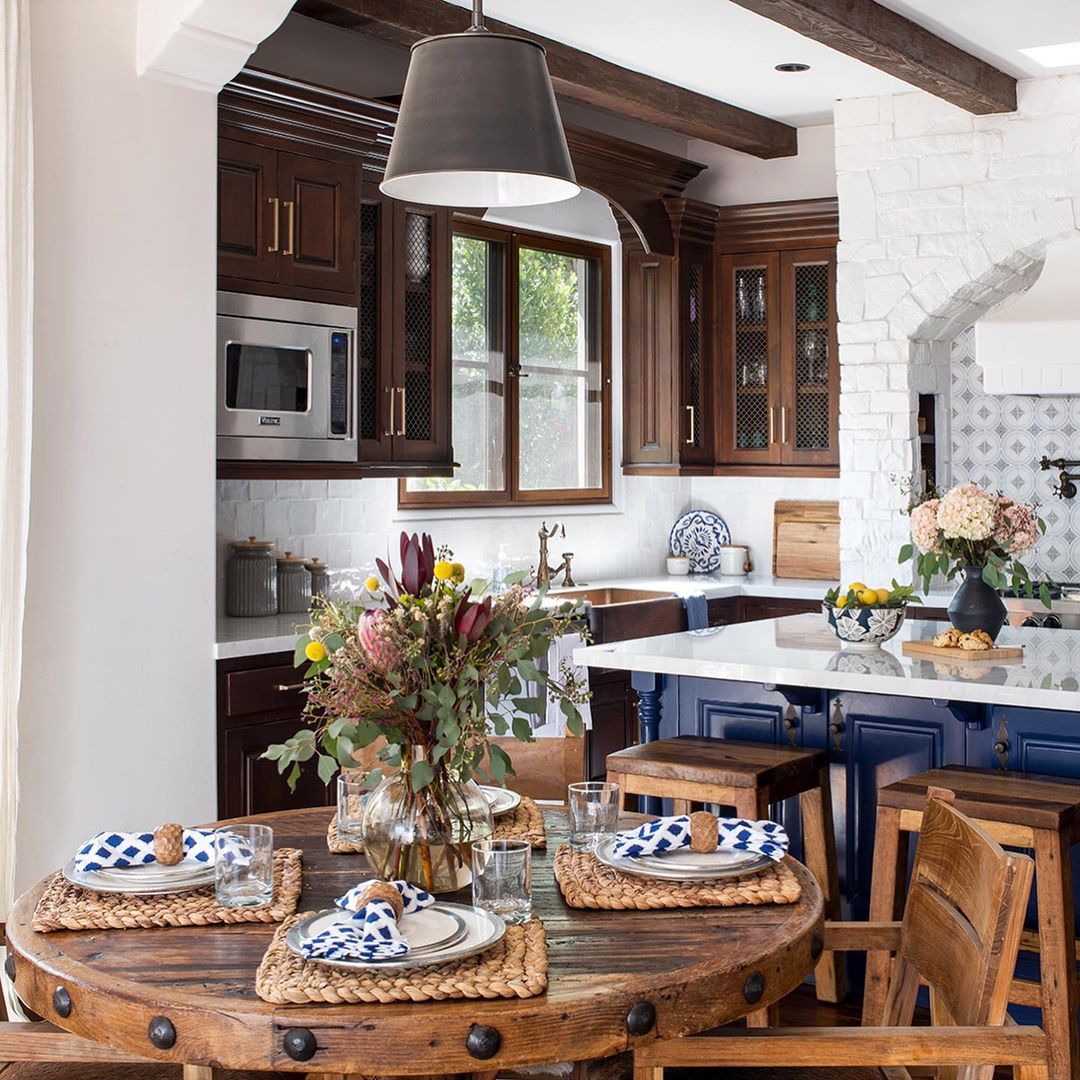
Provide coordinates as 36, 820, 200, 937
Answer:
364, 575, 380, 593
450, 562, 466, 583
305, 640, 328, 663
433, 560, 454, 582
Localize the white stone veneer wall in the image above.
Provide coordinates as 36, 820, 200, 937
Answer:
835, 76, 1080, 582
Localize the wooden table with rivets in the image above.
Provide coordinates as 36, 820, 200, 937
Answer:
6, 807, 823, 1078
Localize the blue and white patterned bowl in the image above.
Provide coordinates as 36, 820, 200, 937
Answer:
823, 603, 906, 651
669, 510, 731, 573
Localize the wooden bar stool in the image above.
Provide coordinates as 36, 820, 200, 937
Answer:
865, 764, 1080, 1080
605, 735, 846, 1009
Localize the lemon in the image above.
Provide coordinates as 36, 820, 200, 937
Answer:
433, 560, 454, 581
858, 588, 879, 607
450, 561, 466, 583
835, 595, 848, 608
364, 575, 380, 593
875, 587, 891, 605
847, 581, 867, 593
305, 640, 327, 662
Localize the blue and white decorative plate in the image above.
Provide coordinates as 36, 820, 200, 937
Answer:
669, 510, 731, 573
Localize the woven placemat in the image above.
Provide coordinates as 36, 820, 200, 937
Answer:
32, 848, 303, 932
553, 845, 801, 910
255, 913, 548, 1004
327, 796, 547, 853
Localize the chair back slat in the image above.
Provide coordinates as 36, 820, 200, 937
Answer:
894, 795, 1033, 1030
484, 735, 586, 802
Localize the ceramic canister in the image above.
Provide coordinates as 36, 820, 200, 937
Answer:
277, 552, 312, 614
718, 544, 752, 576
305, 557, 330, 602
225, 537, 278, 617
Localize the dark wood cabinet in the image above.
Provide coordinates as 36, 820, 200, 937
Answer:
217, 137, 357, 304
715, 199, 839, 476
587, 669, 639, 780
217, 652, 333, 819
622, 199, 718, 474
355, 185, 452, 469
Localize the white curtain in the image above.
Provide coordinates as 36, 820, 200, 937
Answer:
0, 0, 32, 919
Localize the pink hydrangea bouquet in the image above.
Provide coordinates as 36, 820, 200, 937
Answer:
899, 482, 1049, 605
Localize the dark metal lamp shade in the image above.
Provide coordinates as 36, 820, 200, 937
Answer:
380, 32, 579, 208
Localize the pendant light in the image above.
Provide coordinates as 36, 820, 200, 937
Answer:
380, 0, 579, 207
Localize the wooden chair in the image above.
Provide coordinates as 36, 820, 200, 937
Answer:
606, 736, 844, 1008
486, 733, 586, 802
866, 765, 1080, 1080
633, 789, 1048, 1080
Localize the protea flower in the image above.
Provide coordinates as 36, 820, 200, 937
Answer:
454, 594, 493, 644
357, 609, 401, 670
376, 531, 436, 598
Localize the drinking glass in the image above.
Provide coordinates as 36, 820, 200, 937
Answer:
471, 839, 532, 924
337, 773, 366, 844
568, 781, 620, 851
214, 824, 274, 907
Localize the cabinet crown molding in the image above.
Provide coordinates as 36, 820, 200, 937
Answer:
718, 197, 839, 253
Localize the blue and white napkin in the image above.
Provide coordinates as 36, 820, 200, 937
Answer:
73, 829, 218, 873
299, 879, 435, 962
612, 816, 789, 863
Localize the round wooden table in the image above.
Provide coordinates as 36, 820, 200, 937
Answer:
6, 807, 823, 1077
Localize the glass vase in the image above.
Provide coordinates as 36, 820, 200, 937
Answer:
360, 745, 494, 893
947, 564, 1007, 642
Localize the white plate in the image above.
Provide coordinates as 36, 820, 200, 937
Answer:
634, 848, 765, 874
287, 902, 506, 971
593, 836, 771, 881
63, 859, 215, 896
479, 786, 521, 817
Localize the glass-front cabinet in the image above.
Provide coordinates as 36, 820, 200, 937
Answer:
719, 246, 838, 470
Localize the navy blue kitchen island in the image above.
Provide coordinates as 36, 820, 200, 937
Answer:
576, 612, 1080, 931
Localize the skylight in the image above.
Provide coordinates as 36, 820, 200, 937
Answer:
1019, 41, 1080, 68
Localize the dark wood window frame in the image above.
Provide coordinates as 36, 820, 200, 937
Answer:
399, 216, 613, 509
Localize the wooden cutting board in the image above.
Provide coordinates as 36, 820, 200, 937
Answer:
902, 640, 1024, 662
772, 500, 840, 580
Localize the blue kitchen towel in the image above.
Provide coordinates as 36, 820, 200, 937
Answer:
683, 592, 709, 631
300, 879, 435, 962
612, 815, 789, 862
73, 829, 219, 873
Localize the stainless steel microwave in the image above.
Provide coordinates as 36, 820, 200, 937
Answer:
217, 292, 357, 462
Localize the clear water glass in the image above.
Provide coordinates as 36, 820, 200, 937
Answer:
337, 773, 366, 844
214, 824, 274, 907
471, 839, 532, 924
568, 781, 620, 851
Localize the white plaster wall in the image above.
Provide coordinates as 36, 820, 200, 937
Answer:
17, 0, 219, 890
834, 77, 1080, 583
686, 124, 837, 206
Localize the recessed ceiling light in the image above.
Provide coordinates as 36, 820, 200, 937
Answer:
1019, 41, 1080, 68
775, 62, 810, 73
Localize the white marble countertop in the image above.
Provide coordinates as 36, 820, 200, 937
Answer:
574, 613, 1080, 712
214, 573, 956, 661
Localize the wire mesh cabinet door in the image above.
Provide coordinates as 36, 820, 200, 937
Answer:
718, 251, 782, 466
678, 252, 715, 468
780, 248, 838, 468
389, 201, 453, 465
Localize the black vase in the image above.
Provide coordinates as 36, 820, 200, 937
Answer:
947, 565, 1007, 641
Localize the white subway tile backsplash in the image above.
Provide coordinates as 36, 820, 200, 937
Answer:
287, 499, 317, 537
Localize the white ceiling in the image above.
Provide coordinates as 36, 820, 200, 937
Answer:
447, 0, 1080, 125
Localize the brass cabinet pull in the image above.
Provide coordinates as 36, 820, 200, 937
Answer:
768, 405, 776, 445
267, 197, 280, 253
781, 405, 788, 444
283, 200, 295, 256
397, 386, 406, 437
273, 682, 305, 692
384, 386, 395, 437
685, 404, 695, 446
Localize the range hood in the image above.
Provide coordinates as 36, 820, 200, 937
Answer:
975, 235, 1080, 395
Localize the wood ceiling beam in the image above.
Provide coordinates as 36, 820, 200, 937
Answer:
728, 0, 1016, 115
293, 0, 799, 158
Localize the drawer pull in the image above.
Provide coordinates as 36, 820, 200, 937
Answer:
273, 682, 305, 692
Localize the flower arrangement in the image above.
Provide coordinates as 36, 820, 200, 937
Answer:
899, 481, 1049, 604
263, 531, 588, 890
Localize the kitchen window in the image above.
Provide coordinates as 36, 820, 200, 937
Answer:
401, 219, 611, 507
